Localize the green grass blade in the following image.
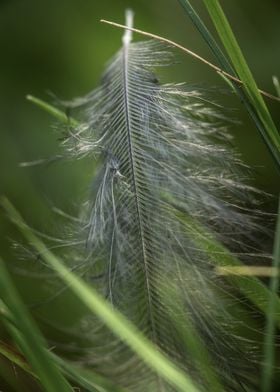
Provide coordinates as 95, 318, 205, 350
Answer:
272, 76, 280, 98
0, 328, 122, 392
2, 198, 201, 392
261, 198, 280, 392
202, 0, 280, 162
52, 354, 126, 392
0, 339, 39, 391
178, 0, 280, 167
0, 259, 73, 392
26, 95, 78, 126
159, 281, 224, 391
0, 340, 37, 378
0, 357, 32, 392
179, 216, 280, 323
178, 0, 232, 71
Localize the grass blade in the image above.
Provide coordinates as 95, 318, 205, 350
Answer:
26, 95, 78, 126
178, 0, 232, 71
178, 0, 280, 168
261, 198, 280, 392
2, 197, 201, 392
202, 0, 280, 164
0, 340, 37, 378
180, 215, 280, 323
0, 259, 73, 392
0, 329, 121, 392
159, 282, 224, 391
52, 356, 126, 392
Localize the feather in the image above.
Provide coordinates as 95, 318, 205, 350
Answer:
52, 10, 265, 391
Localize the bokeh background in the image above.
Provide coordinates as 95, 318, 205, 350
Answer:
0, 0, 280, 390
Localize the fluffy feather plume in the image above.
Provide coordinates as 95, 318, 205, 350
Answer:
44, 10, 267, 391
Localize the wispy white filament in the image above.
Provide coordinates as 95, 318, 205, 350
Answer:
48, 11, 267, 392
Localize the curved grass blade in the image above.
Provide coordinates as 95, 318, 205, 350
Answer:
53, 357, 126, 392
159, 282, 224, 391
178, 0, 232, 72
202, 0, 280, 164
0, 340, 38, 392
261, 198, 280, 392
178, 0, 280, 168
0, 328, 121, 392
0, 258, 73, 392
0, 340, 37, 378
0, 357, 32, 392
26, 95, 78, 127
181, 215, 280, 323
2, 198, 201, 392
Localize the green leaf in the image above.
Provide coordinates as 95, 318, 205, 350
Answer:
183, 216, 280, 323
2, 198, 201, 392
0, 329, 122, 392
26, 95, 78, 126
178, 0, 280, 166
261, 197, 280, 392
0, 258, 73, 392
159, 281, 224, 391
50, 353, 124, 392
0, 340, 37, 378
202, 0, 280, 162
178, 0, 232, 71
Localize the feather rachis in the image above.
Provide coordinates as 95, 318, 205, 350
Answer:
43, 11, 271, 391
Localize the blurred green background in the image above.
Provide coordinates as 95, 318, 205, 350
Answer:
1, 0, 280, 217
0, 0, 279, 390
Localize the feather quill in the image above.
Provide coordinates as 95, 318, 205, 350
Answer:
45, 10, 267, 391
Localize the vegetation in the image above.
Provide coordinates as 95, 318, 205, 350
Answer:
0, 1, 279, 391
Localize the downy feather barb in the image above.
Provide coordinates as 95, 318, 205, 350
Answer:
52, 10, 266, 391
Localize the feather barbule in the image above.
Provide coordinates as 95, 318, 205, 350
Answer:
56, 10, 265, 391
